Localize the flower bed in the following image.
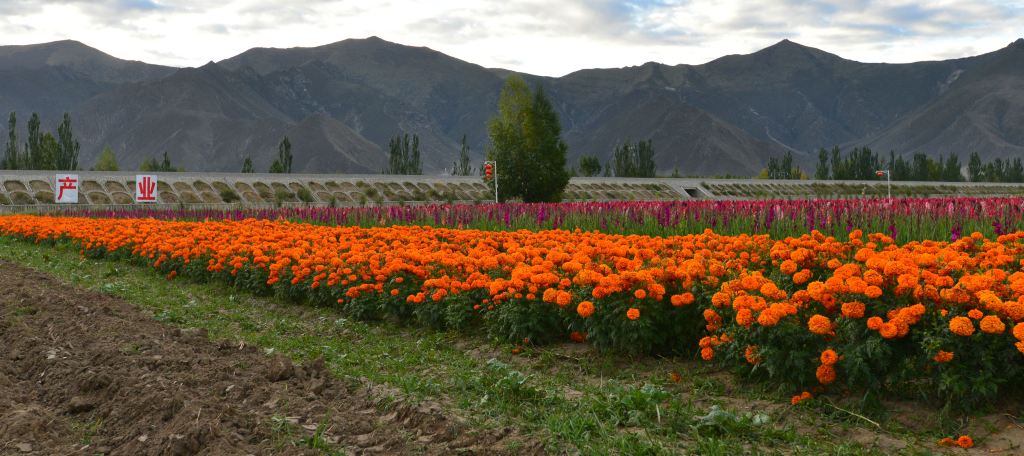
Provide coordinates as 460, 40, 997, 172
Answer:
2, 214, 1023, 411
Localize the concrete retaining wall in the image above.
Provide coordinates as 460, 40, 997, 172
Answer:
1, 171, 1023, 212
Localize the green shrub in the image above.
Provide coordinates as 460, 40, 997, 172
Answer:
219, 188, 240, 203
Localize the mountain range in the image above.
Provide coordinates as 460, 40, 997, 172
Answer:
1, 36, 1022, 175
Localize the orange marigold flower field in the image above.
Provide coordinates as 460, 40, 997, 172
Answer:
4, 214, 1024, 411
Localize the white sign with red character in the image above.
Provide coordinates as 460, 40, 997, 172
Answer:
55, 174, 79, 203
135, 174, 159, 203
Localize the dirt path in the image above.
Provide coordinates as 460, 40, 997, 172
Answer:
0, 260, 538, 455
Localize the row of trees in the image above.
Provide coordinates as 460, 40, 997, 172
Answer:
811, 147, 1024, 183
383, 134, 422, 175
575, 139, 658, 178
966, 152, 1024, 183
2, 112, 80, 171
763, 151, 803, 180
3, 111, 189, 172
2, 114, 295, 174
885, 151, 963, 182
813, 146, 889, 181
139, 151, 183, 172
815, 147, 964, 182
610, 139, 656, 178
83, 147, 182, 172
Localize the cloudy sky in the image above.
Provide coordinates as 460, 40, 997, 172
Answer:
1, 0, 1022, 76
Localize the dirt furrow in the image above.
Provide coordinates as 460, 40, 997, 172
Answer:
0, 260, 537, 455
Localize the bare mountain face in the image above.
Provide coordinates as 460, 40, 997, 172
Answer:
862, 39, 1024, 159
72, 62, 384, 173
217, 37, 505, 172
0, 40, 175, 121
0, 37, 1021, 174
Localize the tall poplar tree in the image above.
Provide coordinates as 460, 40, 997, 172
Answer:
968, 152, 983, 182
384, 133, 422, 175
56, 112, 80, 170
270, 136, 293, 173
26, 113, 41, 169
3, 112, 18, 169
452, 135, 473, 176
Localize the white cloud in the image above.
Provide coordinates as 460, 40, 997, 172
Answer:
0, 0, 1020, 75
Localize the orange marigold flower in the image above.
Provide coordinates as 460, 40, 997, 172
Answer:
698, 336, 717, 348
1013, 322, 1024, 341
555, 290, 573, 307
866, 316, 884, 330
736, 308, 754, 327
879, 322, 899, 339
863, 269, 884, 286
815, 364, 836, 385
863, 285, 883, 299
793, 269, 812, 285
757, 309, 781, 327
569, 331, 586, 343
542, 288, 557, 302
933, 351, 954, 363
980, 315, 1006, 334
956, 435, 974, 449
700, 346, 714, 361
967, 308, 983, 319
711, 291, 731, 307
744, 345, 762, 365
634, 289, 647, 300
949, 316, 975, 337
577, 301, 595, 318
669, 371, 682, 383
626, 307, 640, 320
938, 437, 956, 447
820, 349, 839, 366
780, 259, 798, 275
759, 282, 780, 297
703, 308, 722, 323
808, 314, 833, 335
790, 391, 813, 405
841, 301, 866, 319
670, 292, 695, 306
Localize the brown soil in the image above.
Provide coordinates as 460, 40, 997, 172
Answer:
0, 260, 540, 456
